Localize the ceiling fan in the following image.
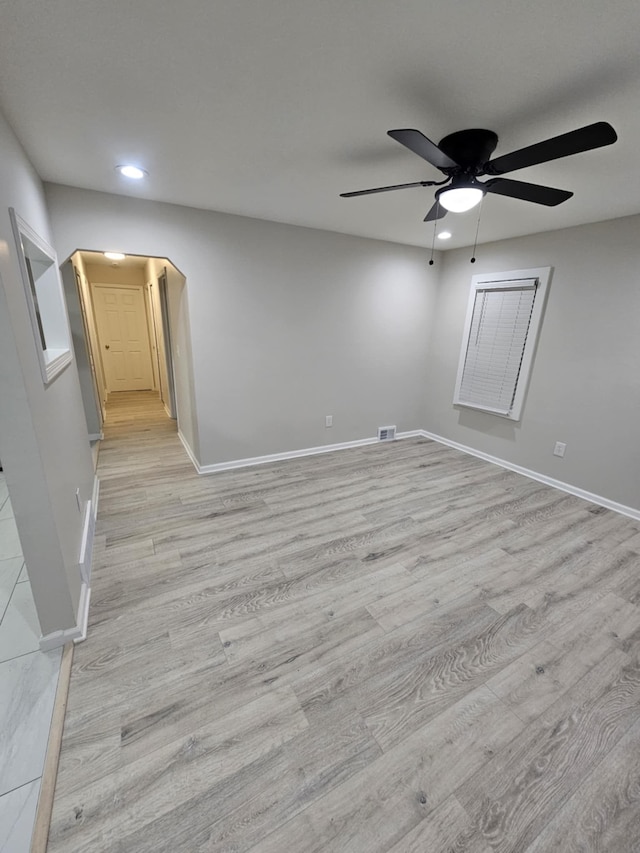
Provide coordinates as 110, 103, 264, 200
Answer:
340, 122, 617, 221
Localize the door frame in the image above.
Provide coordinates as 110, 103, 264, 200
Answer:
73, 265, 105, 426
66, 250, 180, 430
157, 268, 177, 418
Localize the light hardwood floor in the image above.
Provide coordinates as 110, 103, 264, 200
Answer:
47, 391, 640, 852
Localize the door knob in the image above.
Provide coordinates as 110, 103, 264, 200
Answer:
105, 344, 110, 349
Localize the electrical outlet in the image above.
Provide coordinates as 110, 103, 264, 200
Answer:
325, 415, 333, 428
553, 441, 566, 458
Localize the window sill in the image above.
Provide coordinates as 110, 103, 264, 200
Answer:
43, 348, 72, 384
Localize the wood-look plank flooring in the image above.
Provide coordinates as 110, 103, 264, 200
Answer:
47, 391, 640, 852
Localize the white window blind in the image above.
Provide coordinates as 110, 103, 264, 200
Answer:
453, 269, 551, 421
457, 282, 536, 414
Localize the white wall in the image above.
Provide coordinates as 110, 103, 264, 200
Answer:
0, 109, 95, 636
44, 185, 438, 466
424, 215, 640, 510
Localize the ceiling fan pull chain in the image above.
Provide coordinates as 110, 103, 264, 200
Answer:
428, 201, 440, 265
470, 197, 484, 263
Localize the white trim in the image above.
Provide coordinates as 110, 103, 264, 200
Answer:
78, 502, 92, 585
183, 430, 423, 476
199, 438, 379, 474
419, 429, 640, 521
78, 477, 98, 586
73, 582, 91, 644
178, 429, 200, 472
177, 425, 638, 520
40, 476, 99, 651
39, 625, 82, 651
92, 473, 100, 513
88, 431, 104, 442
9, 208, 74, 386
43, 348, 73, 381
164, 403, 173, 419
38, 581, 90, 650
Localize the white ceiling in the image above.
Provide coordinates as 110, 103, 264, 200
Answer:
1, 0, 639, 250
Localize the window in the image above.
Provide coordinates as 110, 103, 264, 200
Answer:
453, 267, 551, 420
10, 208, 73, 384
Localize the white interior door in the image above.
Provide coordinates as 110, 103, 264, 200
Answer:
92, 284, 154, 392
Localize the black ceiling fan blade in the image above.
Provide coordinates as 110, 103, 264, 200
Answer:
388, 129, 459, 171
424, 201, 447, 222
484, 178, 573, 206
340, 180, 432, 198
485, 122, 617, 175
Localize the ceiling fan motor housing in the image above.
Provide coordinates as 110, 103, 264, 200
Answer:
438, 129, 499, 172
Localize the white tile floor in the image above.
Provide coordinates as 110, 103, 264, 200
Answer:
0, 473, 62, 853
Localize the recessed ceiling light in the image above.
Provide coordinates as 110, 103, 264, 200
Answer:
104, 252, 126, 261
437, 231, 452, 240
116, 164, 147, 180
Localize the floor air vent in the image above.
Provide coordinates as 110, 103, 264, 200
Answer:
377, 425, 396, 441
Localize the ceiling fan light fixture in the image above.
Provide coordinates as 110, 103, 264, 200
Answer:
437, 184, 484, 213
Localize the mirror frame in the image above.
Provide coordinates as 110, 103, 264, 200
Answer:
9, 208, 73, 384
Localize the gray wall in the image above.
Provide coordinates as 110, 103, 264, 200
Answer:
424, 215, 640, 510
44, 184, 438, 466
0, 109, 95, 634
163, 261, 199, 455
60, 259, 102, 437
42, 182, 639, 513
143, 256, 197, 446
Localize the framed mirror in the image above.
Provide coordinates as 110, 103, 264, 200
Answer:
10, 208, 72, 384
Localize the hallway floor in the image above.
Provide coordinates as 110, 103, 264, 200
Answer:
48, 390, 640, 852
0, 473, 62, 852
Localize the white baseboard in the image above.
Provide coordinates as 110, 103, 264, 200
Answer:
78, 480, 98, 586
178, 430, 200, 472
192, 430, 423, 475
73, 581, 91, 644
92, 474, 100, 514
419, 429, 640, 521
40, 476, 99, 652
39, 582, 91, 650
176, 424, 638, 520
39, 627, 81, 651
88, 432, 103, 441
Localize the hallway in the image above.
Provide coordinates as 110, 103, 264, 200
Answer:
47, 390, 640, 852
